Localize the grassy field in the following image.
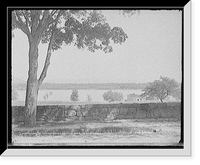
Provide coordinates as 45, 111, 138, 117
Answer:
12, 118, 181, 146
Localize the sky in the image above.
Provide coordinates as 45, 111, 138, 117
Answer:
11, 10, 182, 84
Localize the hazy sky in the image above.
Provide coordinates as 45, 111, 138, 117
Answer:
12, 10, 182, 83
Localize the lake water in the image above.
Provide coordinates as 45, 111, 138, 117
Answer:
16, 89, 143, 102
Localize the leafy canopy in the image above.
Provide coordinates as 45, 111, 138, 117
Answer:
141, 76, 181, 102
12, 10, 128, 53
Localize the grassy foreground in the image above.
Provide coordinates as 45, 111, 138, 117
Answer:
12, 118, 181, 146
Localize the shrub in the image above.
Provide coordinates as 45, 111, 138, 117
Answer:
103, 90, 123, 102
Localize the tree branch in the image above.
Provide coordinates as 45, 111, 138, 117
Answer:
37, 10, 65, 86
38, 28, 56, 86
38, 10, 50, 28
47, 10, 65, 26
22, 11, 30, 25
36, 10, 50, 38
14, 11, 31, 36
50, 10, 58, 17
22, 11, 32, 33
30, 10, 42, 35
36, 10, 61, 41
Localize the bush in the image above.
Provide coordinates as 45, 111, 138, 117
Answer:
103, 90, 123, 102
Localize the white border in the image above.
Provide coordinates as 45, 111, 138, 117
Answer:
3, 2, 191, 157
183, 0, 192, 157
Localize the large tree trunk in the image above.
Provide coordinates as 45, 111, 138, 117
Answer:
24, 37, 39, 127
24, 80, 39, 127
23, 25, 56, 127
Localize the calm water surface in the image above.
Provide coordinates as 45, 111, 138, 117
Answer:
16, 89, 143, 102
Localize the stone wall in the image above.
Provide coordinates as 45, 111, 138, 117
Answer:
12, 102, 181, 124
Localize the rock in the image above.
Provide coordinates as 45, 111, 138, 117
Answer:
82, 110, 88, 117
77, 110, 83, 117
68, 110, 76, 117
70, 105, 80, 110
107, 114, 115, 120
152, 128, 162, 132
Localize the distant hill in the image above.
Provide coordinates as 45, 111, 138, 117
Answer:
12, 82, 149, 90
39, 82, 149, 90
11, 77, 149, 90
11, 77, 181, 91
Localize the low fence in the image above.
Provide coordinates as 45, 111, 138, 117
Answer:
12, 102, 181, 124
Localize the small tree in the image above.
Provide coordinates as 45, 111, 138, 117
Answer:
70, 89, 79, 102
103, 90, 123, 102
43, 91, 52, 101
86, 94, 92, 102
141, 76, 181, 103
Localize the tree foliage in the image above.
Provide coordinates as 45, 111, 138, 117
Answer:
70, 89, 79, 102
119, 10, 140, 17
103, 90, 123, 102
12, 10, 128, 53
141, 76, 181, 102
12, 10, 129, 87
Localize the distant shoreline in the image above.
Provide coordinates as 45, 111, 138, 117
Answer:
12, 82, 149, 90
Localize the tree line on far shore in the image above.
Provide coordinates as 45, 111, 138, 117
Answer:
67, 76, 181, 103
12, 76, 181, 103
